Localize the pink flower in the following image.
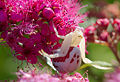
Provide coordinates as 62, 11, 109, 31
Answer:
0, 0, 86, 64
84, 25, 96, 42
17, 70, 89, 82
10, 13, 23, 23
96, 18, 109, 30
99, 31, 109, 42
112, 19, 120, 35
42, 8, 55, 20
0, 10, 7, 23
104, 67, 120, 82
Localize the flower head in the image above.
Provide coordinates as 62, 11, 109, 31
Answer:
84, 25, 96, 42
96, 18, 109, 30
17, 70, 89, 82
0, 0, 86, 64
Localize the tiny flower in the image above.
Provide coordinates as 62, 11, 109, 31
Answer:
112, 19, 120, 34
17, 70, 89, 82
9, 13, 23, 23
104, 67, 120, 82
42, 8, 55, 20
84, 25, 96, 42
0, 10, 7, 23
99, 31, 109, 42
96, 18, 109, 30
52, 2, 60, 13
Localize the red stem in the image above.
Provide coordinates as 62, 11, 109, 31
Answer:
109, 44, 120, 64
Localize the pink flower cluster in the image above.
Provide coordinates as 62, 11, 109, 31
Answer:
17, 70, 89, 82
104, 67, 120, 82
84, 18, 120, 43
84, 18, 120, 63
0, 0, 86, 64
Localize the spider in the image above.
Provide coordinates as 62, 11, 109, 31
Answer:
39, 22, 111, 73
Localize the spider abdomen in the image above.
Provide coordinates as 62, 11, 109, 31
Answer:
52, 47, 81, 73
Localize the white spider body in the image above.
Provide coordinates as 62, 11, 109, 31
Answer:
39, 23, 111, 73
39, 24, 83, 73
52, 47, 81, 73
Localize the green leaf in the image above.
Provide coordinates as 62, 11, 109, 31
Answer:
106, 0, 114, 3
78, 61, 112, 70
16, 21, 22, 25
79, 63, 92, 70
37, 56, 56, 73
86, 43, 116, 63
85, 43, 116, 82
43, 21, 49, 24
0, 45, 17, 80
59, 39, 63, 44
79, 18, 97, 28
23, 34, 30, 38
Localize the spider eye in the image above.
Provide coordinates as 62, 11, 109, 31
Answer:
78, 35, 82, 38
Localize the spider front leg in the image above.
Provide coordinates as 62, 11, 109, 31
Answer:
39, 22, 75, 58
39, 31, 73, 58
39, 33, 72, 58
39, 49, 61, 58
52, 22, 65, 39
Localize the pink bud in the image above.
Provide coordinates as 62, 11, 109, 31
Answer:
113, 19, 120, 25
99, 31, 108, 42
52, 3, 60, 13
96, 18, 109, 30
42, 8, 55, 20
112, 19, 120, 34
85, 78, 89, 82
84, 26, 96, 42
85, 26, 96, 36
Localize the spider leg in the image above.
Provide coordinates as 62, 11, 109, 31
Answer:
53, 49, 61, 53
39, 50, 61, 58
79, 36, 92, 63
45, 56, 57, 71
80, 37, 111, 69
52, 22, 65, 39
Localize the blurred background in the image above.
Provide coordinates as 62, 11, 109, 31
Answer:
0, 0, 120, 82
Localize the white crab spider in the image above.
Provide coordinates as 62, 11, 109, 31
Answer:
39, 23, 111, 73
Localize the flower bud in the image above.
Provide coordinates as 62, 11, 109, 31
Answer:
42, 8, 55, 20
84, 26, 96, 42
99, 31, 108, 42
112, 19, 120, 35
96, 18, 109, 30
52, 3, 60, 13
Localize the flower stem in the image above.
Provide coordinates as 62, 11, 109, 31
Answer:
109, 44, 120, 64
